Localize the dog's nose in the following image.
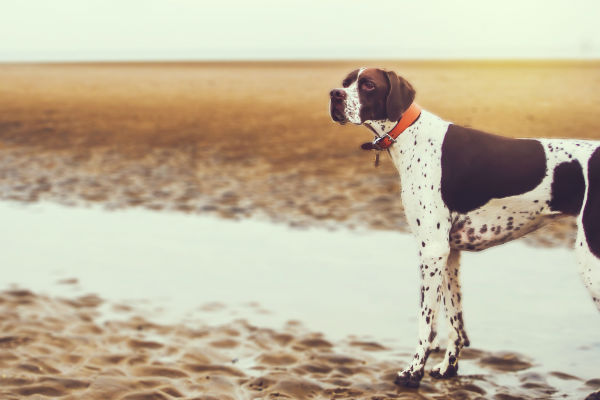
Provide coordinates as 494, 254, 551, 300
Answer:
330, 89, 346, 100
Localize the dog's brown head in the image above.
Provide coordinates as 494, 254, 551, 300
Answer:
329, 68, 415, 125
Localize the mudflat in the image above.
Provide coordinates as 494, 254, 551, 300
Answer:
4, 288, 594, 400
1, 61, 599, 243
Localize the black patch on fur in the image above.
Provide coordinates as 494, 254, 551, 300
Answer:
583, 147, 600, 258
549, 160, 585, 215
440, 125, 547, 213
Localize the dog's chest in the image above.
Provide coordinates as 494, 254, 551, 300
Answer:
390, 110, 450, 189
388, 111, 450, 228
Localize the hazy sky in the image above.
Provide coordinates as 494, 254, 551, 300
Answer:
1, 0, 599, 61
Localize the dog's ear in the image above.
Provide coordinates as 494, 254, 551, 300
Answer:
385, 70, 416, 122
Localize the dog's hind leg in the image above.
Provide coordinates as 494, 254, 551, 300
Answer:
430, 249, 470, 379
576, 149, 600, 312
576, 216, 600, 400
575, 231, 600, 312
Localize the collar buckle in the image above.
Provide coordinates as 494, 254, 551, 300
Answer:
363, 103, 421, 152
372, 133, 396, 149
377, 133, 396, 144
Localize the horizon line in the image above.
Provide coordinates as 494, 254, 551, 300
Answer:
2, 57, 600, 65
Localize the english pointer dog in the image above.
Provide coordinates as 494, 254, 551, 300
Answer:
329, 67, 600, 388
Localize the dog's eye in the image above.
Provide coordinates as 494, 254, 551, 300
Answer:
342, 80, 351, 88
362, 81, 375, 91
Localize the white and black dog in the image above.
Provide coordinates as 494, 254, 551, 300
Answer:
329, 68, 600, 388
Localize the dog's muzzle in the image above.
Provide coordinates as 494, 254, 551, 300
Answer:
329, 89, 347, 123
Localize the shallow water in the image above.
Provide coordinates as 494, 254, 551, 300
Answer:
1, 202, 599, 398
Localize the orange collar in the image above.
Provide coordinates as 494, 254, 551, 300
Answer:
372, 103, 422, 149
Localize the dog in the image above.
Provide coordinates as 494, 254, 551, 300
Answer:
329, 68, 600, 388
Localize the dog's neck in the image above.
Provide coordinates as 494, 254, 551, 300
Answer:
362, 103, 423, 151
363, 109, 452, 174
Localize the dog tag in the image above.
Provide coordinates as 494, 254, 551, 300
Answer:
374, 152, 380, 167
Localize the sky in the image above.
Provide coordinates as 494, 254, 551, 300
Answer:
1, 0, 599, 61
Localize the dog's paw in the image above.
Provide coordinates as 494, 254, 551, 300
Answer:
429, 356, 458, 379
430, 364, 458, 379
394, 369, 423, 388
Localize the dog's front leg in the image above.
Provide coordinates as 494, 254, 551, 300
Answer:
395, 241, 450, 388
430, 249, 469, 379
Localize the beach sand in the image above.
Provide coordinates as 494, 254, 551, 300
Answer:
0, 203, 598, 399
0, 61, 600, 398
4, 288, 593, 400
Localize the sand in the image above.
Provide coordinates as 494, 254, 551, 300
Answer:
0, 61, 600, 398
4, 287, 597, 400
1, 287, 598, 400
1, 61, 599, 245
0, 289, 550, 400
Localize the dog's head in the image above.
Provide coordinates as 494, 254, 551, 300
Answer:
329, 68, 415, 125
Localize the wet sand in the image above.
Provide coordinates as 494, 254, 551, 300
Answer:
1, 61, 599, 246
4, 288, 598, 400
0, 203, 599, 399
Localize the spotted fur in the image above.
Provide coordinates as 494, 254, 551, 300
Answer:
329, 68, 600, 387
